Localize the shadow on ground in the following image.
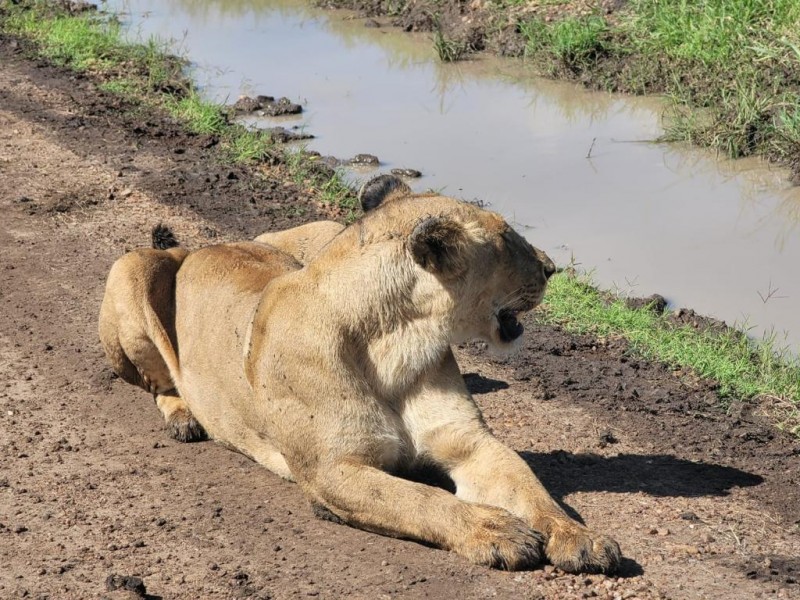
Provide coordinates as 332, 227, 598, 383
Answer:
463, 372, 509, 394
520, 450, 763, 499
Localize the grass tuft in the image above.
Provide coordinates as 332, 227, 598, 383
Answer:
433, 28, 469, 62
164, 92, 228, 135
521, 15, 610, 73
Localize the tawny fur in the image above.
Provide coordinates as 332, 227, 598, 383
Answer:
98, 177, 621, 573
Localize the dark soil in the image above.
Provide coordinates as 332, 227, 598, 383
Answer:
0, 31, 798, 600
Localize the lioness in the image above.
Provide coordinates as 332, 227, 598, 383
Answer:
99, 175, 621, 573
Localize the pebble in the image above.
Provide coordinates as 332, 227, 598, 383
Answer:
348, 154, 380, 167
105, 574, 146, 597
390, 168, 422, 178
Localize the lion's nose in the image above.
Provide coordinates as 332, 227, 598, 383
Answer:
537, 250, 556, 280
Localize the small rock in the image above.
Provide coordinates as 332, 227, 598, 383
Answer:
597, 430, 618, 448
266, 127, 314, 143
390, 168, 422, 178
260, 97, 302, 117
348, 154, 380, 167
232, 95, 262, 112
625, 293, 667, 314
679, 511, 699, 521
13, 525, 28, 534
105, 574, 146, 597
656, 528, 670, 536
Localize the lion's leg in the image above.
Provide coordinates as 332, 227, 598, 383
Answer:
429, 426, 621, 573
303, 461, 544, 570
154, 389, 207, 443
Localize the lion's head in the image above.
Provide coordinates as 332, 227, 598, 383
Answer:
349, 175, 555, 354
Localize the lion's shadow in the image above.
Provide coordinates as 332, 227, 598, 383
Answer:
408, 450, 761, 507
518, 450, 763, 500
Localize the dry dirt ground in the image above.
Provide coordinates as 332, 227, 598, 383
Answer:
0, 36, 799, 600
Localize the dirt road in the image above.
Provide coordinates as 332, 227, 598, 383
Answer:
0, 37, 798, 599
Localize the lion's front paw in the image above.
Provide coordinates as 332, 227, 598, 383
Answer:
167, 408, 207, 443
457, 506, 545, 570
546, 524, 621, 574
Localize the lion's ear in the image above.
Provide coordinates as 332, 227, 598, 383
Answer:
409, 217, 468, 277
359, 174, 412, 212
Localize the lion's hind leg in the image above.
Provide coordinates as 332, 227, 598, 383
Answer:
99, 247, 206, 442
155, 390, 207, 443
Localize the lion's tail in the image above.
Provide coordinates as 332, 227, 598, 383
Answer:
152, 223, 180, 250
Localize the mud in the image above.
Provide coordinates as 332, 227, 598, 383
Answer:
232, 95, 303, 117
0, 30, 799, 600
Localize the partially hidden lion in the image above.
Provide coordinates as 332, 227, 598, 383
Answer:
98, 174, 621, 573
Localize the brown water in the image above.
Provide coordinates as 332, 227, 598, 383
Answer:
109, 0, 800, 351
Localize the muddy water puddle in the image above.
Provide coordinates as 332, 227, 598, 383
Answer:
109, 0, 800, 351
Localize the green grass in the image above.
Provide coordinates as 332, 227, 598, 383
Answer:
6, 7, 124, 70
433, 28, 469, 62
541, 270, 800, 435
521, 15, 609, 71
163, 92, 228, 135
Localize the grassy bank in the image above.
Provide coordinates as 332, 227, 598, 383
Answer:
542, 271, 800, 435
517, 0, 800, 179
0, 0, 358, 215
2, 0, 798, 437
322, 0, 800, 182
